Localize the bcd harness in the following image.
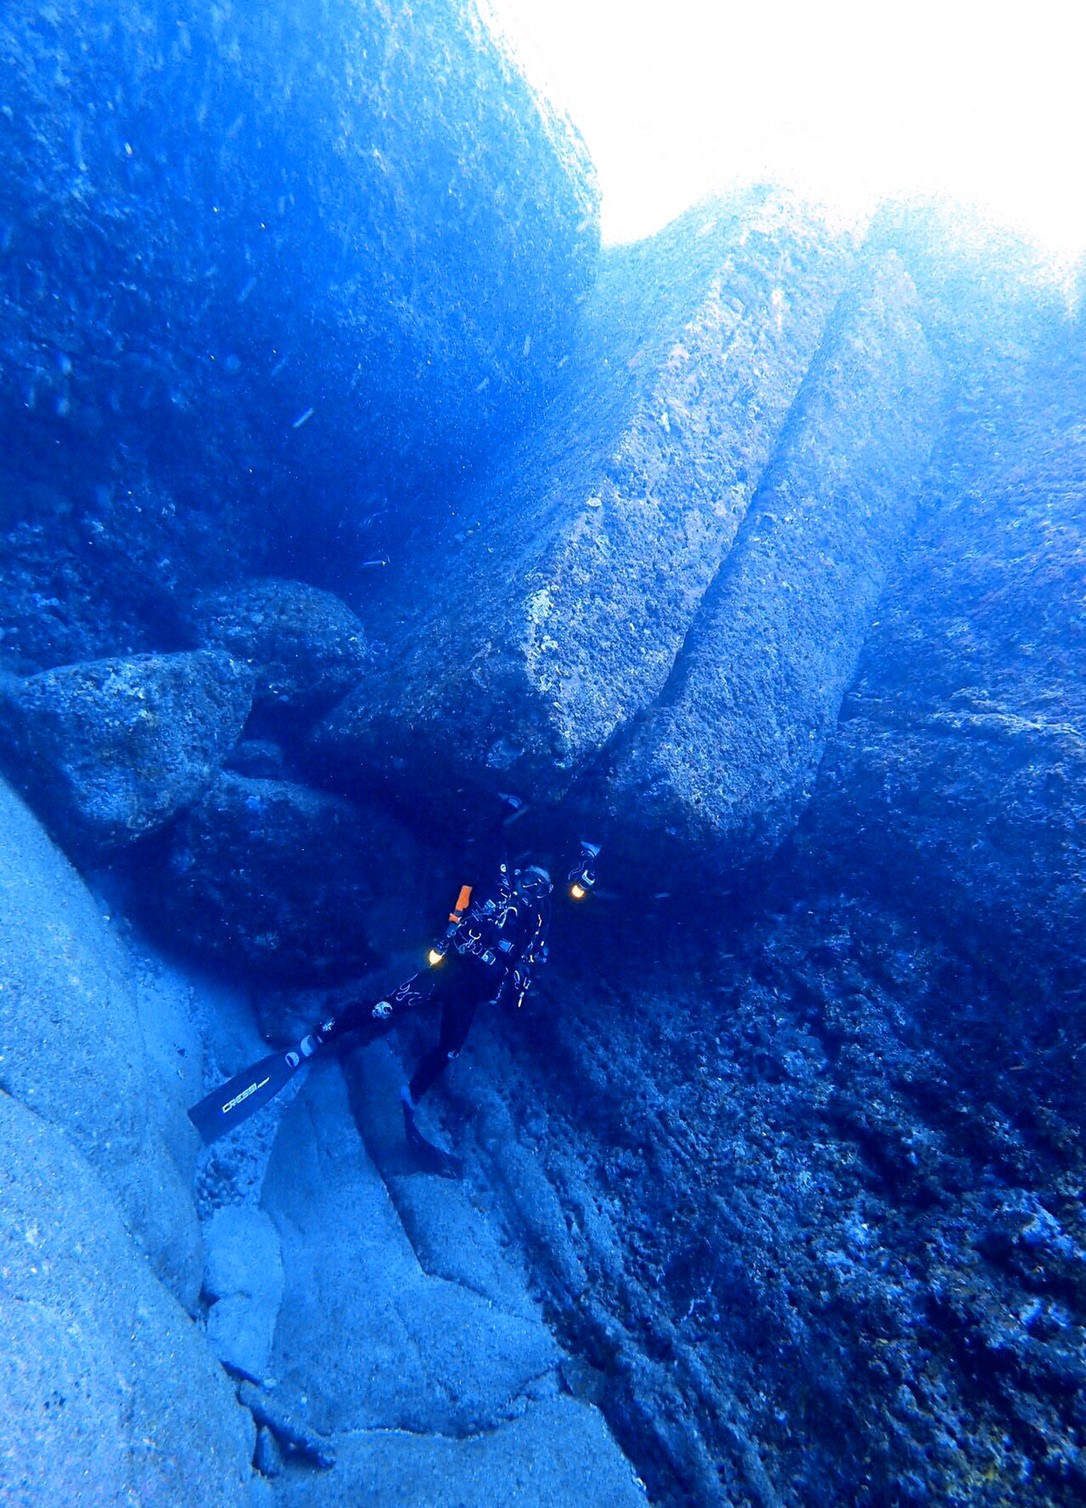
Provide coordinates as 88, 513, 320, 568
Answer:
428, 862, 511, 964
429, 864, 547, 1006
358, 862, 555, 1028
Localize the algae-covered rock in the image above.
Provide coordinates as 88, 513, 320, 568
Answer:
0, 1092, 254, 1507
311, 190, 854, 818
188, 577, 368, 712
0, 650, 252, 854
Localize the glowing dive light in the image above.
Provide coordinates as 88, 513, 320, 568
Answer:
427, 883, 473, 966
567, 841, 600, 901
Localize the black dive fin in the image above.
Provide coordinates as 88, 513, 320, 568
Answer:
188, 1041, 314, 1145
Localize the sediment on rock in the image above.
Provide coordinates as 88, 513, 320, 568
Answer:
310, 189, 855, 823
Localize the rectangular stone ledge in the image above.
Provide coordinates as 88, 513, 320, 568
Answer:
315, 191, 856, 813
272, 1395, 649, 1508
606, 248, 945, 871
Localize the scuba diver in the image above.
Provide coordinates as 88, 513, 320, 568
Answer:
311, 851, 556, 1173
188, 803, 600, 1175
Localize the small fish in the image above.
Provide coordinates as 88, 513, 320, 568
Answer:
291, 406, 314, 429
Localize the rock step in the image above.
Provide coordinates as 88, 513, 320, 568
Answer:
255, 1048, 644, 1503
272, 1396, 648, 1508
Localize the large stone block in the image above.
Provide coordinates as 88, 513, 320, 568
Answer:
155, 772, 425, 981
312, 191, 854, 818
0, 1093, 253, 1507
608, 250, 943, 868
186, 577, 368, 713
0, 776, 203, 1305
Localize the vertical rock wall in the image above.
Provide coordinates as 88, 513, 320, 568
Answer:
0, 0, 597, 665
0, 779, 256, 1502
608, 250, 943, 867
798, 263, 1086, 1008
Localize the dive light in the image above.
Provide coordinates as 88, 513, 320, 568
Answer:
568, 841, 601, 901
428, 883, 473, 966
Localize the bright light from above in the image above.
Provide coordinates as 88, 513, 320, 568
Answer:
484, 0, 1086, 266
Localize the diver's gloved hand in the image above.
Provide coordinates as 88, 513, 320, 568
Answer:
400, 1085, 460, 1178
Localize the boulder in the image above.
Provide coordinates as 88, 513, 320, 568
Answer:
0, 650, 252, 854
0, 775, 202, 1306
187, 578, 368, 713
157, 772, 425, 981
607, 250, 943, 869
0, 1092, 254, 1507
310, 190, 855, 820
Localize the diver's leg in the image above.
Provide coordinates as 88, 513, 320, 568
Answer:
401, 983, 482, 1175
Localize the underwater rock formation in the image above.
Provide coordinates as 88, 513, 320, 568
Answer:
608, 249, 943, 869
457, 885, 1086, 1508
0, 776, 203, 1305
0, 0, 597, 652
311, 190, 854, 821
800, 289, 1086, 1004
1, 0, 1085, 1501
0, 775, 264, 1501
257, 1047, 648, 1505
155, 771, 425, 980
186, 578, 368, 714
0, 649, 252, 854
0, 1093, 255, 1506
203, 1205, 286, 1382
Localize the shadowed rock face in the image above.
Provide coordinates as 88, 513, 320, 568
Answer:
186, 577, 368, 713
310, 191, 855, 821
0, 0, 598, 659
798, 314, 1086, 1005
153, 771, 427, 981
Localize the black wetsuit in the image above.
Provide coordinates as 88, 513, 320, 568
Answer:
320, 863, 550, 1104
408, 879, 548, 1102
